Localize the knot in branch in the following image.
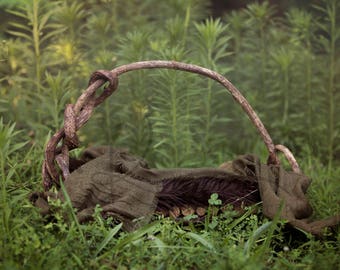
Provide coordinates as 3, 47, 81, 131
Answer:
89, 70, 119, 107
63, 71, 118, 149
42, 70, 119, 190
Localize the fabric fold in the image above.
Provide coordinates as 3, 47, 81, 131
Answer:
31, 147, 340, 235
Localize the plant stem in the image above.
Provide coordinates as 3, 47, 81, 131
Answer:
259, 25, 267, 92
0, 152, 9, 239
282, 68, 289, 125
306, 40, 312, 144
327, 0, 336, 169
33, 0, 42, 123
170, 73, 179, 166
183, 1, 191, 44
203, 76, 213, 164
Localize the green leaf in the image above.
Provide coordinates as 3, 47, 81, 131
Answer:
186, 232, 215, 250
208, 193, 222, 206
114, 221, 161, 251
243, 221, 273, 255
6, 30, 32, 41
95, 223, 122, 256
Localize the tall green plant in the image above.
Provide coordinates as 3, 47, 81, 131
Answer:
7, 0, 64, 123
314, 0, 340, 167
54, 1, 86, 43
0, 119, 27, 243
286, 8, 314, 144
2, 0, 339, 166
114, 31, 153, 156
41, 72, 73, 130
244, 1, 276, 93
0, 39, 29, 123
270, 47, 294, 126
151, 48, 194, 167
193, 18, 231, 164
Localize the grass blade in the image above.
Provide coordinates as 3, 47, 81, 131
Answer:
244, 221, 273, 256
114, 221, 161, 251
59, 179, 86, 244
186, 232, 215, 250
95, 223, 122, 257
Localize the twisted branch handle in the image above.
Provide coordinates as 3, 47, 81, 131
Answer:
42, 60, 300, 191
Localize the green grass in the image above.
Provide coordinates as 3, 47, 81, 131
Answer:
0, 121, 339, 270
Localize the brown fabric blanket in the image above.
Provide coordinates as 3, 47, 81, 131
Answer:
31, 147, 340, 234
222, 154, 340, 235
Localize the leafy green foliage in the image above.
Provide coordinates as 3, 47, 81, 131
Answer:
0, 0, 339, 269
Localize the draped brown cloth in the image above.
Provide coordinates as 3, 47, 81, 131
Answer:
31, 147, 340, 235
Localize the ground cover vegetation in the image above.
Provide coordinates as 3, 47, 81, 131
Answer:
0, 0, 339, 269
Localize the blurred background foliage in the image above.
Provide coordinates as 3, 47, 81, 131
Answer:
0, 2, 339, 269
0, 0, 339, 168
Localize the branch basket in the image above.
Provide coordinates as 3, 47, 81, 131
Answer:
42, 60, 300, 190
38, 61, 339, 235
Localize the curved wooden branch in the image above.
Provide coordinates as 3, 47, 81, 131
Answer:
43, 60, 300, 190
109, 61, 279, 164
275, 144, 301, 173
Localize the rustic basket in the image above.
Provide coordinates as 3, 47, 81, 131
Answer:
42, 60, 300, 191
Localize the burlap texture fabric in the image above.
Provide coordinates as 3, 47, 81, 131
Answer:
223, 154, 340, 235
31, 147, 340, 235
